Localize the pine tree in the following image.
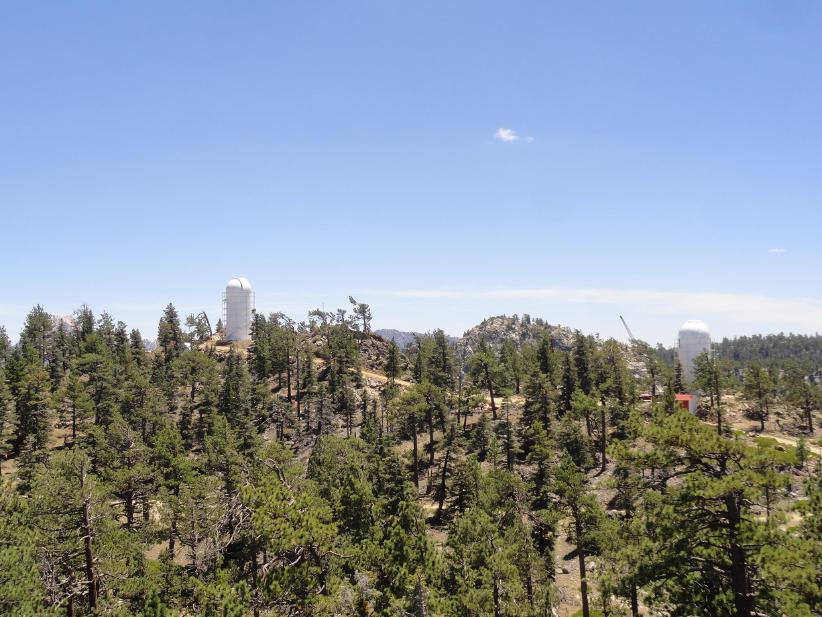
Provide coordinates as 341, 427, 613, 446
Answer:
0, 368, 13, 475
218, 351, 258, 450
550, 455, 602, 617
469, 339, 500, 418
150, 424, 193, 559
53, 370, 93, 445
74, 343, 118, 427
394, 385, 428, 487
573, 332, 593, 396
444, 466, 544, 617
673, 361, 684, 394
95, 415, 154, 529
385, 338, 401, 386
559, 353, 576, 416
744, 363, 773, 431
520, 369, 553, 458
784, 362, 818, 432
13, 359, 51, 454
536, 333, 555, 381
30, 448, 142, 613
349, 296, 373, 335
240, 442, 339, 613
19, 305, 53, 365
619, 410, 795, 617
0, 326, 11, 366
129, 328, 147, 367
0, 485, 54, 615
498, 339, 523, 394
75, 304, 95, 340
369, 451, 437, 611
429, 329, 455, 389
693, 351, 728, 434
157, 303, 185, 362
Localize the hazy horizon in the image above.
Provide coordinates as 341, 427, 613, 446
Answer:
2, 281, 820, 349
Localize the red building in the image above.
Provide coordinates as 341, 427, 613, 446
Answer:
675, 393, 698, 414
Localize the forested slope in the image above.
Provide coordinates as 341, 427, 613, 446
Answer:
0, 302, 819, 617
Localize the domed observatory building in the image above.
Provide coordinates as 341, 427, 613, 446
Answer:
677, 319, 711, 385
222, 277, 254, 341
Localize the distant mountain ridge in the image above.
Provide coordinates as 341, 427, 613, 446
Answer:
373, 329, 419, 349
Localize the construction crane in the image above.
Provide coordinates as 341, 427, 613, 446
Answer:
197, 311, 213, 338
619, 315, 636, 343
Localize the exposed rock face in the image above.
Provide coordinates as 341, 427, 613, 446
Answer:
460, 314, 577, 355
359, 333, 411, 374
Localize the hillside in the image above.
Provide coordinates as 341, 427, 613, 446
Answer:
0, 303, 819, 617
461, 314, 577, 353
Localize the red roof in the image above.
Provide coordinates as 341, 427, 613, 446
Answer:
675, 394, 695, 401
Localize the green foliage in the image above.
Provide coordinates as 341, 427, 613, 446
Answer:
0, 302, 818, 617
0, 486, 54, 615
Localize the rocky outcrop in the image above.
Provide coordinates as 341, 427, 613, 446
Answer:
460, 314, 577, 355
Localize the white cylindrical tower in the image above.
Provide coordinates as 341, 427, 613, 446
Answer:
223, 277, 254, 341
678, 319, 711, 384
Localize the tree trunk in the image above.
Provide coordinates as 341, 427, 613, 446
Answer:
436, 447, 451, 518
650, 367, 657, 401
630, 584, 639, 617
716, 377, 723, 435
295, 353, 301, 420
411, 417, 419, 488
81, 498, 98, 610
125, 487, 134, 530
725, 495, 753, 617
575, 513, 590, 617
484, 364, 497, 419
457, 373, 463, 426
286, 344, 292, 403
600, 405, 607, 473
493, 574, 501, 617
168, 486, 179, 557
427, 409, 435, 476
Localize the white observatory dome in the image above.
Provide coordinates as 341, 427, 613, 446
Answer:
223, 276, 254, 341
678, 320, 711, 386
227, 277, 252, 291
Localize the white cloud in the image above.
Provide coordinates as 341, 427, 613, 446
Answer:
768, 248, 787, 254
380, 286, 822, 332
494, 127, 518, 142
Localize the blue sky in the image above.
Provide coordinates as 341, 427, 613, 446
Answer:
2, 2, 821, 345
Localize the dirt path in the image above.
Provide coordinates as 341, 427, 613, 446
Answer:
359, 368, 412, 388
699, 417, 822, 457
754, 431, 822, 457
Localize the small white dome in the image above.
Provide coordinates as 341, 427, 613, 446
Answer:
227, 277, 252, 291
679, 319, 709, 335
